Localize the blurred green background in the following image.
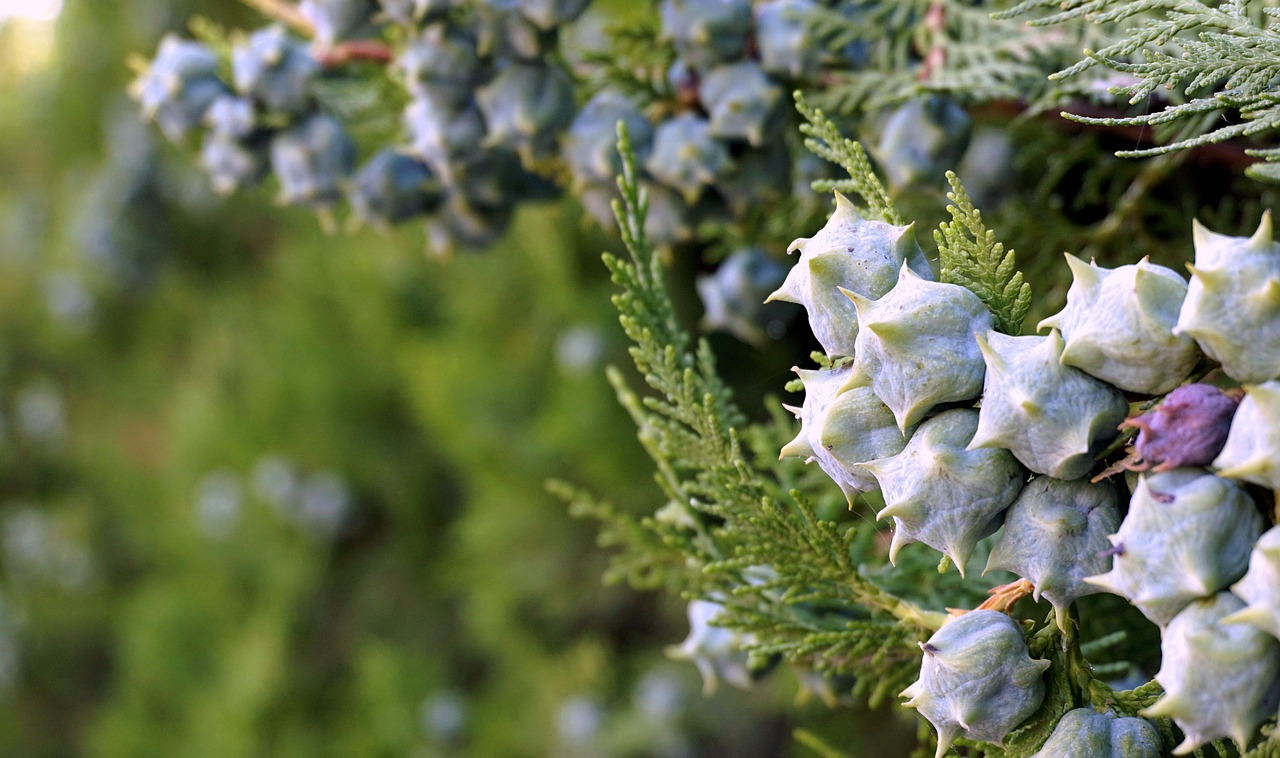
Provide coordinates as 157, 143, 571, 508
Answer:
0, 1, 920, 755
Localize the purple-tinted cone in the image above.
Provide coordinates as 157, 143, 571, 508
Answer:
1123, 384, 1239, 471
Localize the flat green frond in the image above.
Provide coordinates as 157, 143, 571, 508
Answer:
574, 123, 949, 660
1005, 0, 1280, 169
808, 0, 1094, 113
794, 91, 903, 225
1078, 629, 1127, 656
1242, 738, 1280, 758
934, 171, 1031, 334
1247, 159, 1280, 183
793, 729, 856, 758
1109, 678, 1165, 716
551, 479, 703, 592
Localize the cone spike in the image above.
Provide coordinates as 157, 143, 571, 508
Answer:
1187, 264, 1230, 289
839, 286, 872, 314
1045, 327, 1067, 357
1231, 726, 1253, 755
894, 403, 922, 434
837, 365, 871, 394
1052, 605, 1069, 632
1217, 456, 1271, 479
1256, 276, 1280, 307
1180, 566, 1215, 597
1080, 571, 1114, 592
934, 726, 959, 758
1063, 252, 1101, 289
1257, 540, 1280, 561
779, 434, 814, 460
877, 497, 920, 522
1250, 210, 1274, 249
766, 264, 805, 304
1035, 312, 1060, 333
837, 481, 860, 508
973, 330, 1000, 370
865, 317, 912, 341
1057, 337, 1083, 368
833, 190, 857, 215
1131, 262, 1159, 296
1191, 217, 1211, 253
888, 528, 910, 565
1141, 691, 1190, 719
1220, 605, 1272, 629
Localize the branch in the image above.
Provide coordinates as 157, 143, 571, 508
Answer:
238, 0, 313, 36
317, 40, 395, 65
238, 0, 395, 65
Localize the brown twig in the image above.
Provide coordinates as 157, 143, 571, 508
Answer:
317, 40, 395, 65
238, 0, 314, 36
918, 2, 947, 83
976, 578, 1036, 614
237, 0, 394, 66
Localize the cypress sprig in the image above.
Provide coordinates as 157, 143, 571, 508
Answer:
795, 91, 903, 225
566, 122, 950, 689
1001, 0, 1280, 175
934, 171, 1032, 334
806, 0, 1094, 113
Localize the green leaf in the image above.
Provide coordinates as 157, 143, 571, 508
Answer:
934, 171, 1032, 334
794, 91, 903, 226
1246, 159, 1280, 184
569, 122, 950, 688
1002, 0, 1280, 168
793, 728, 856, 758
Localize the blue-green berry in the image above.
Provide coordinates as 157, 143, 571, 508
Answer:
874, 97, 972, 190
397, 24, 482, 108
131, 35, 228, 142
475, 62, 576, 163
232, 25, 318, 114
698, 61, 783, 147
269, 113, 356, 206
901, 611, 1049, 758
644, 114, 733, 203
563, 91, 654, 189
349, 148, 445, 227
755, 0, 822, 80
658, 0, 751, 71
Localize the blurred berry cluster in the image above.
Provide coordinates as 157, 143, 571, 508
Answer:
131, 0, 890, 259
131, 0, 588, 253
130, 0, 1012, 350
566, 0, 850, 247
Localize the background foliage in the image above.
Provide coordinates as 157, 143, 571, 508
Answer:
0, 1, 915, 755
10, 0, 1280, 755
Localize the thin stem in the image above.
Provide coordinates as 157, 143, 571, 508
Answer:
238, 0, 314, 36
918, 1, 947, 82
238, 0, 395, 65
858, 580, 949, 632
317, 40, 395, 65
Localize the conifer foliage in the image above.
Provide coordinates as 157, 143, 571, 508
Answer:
118, 0, 1280, 755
